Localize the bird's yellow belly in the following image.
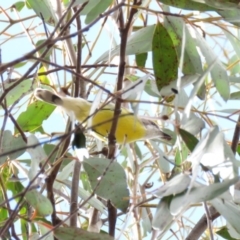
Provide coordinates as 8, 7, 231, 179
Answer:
91, 109, 146, 144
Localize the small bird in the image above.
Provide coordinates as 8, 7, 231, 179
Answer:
34, 88, 171, 144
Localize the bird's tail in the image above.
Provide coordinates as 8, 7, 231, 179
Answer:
141, 118, 172, 141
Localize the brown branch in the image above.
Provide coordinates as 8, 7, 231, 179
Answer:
107, 0, 141, 237
46, 124, 71, 229
69, 3, 87, 227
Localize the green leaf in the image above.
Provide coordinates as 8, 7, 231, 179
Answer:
0, 130, 27, 164
211, 198, 240, 235
13, 61, 27, 68
170, 177, 238, 215
217, 9, 240, 27
230, 91, 240, 100
152, 197, 173, 231
43, 144, 72, 169
85, 0, 112, 24
16, 100, 55, 134
224, 30, 240, 59
216, 226, 239, 240
35, 39, 53, 60
54, 227, 114, 240
228, 55, 240, 76
25, 190, 53, 216
26, 0, 57, 25
164, 15, 203, 75
63, 0, 88, 8
152, 174, 191, 198
194, 30, 230, 101
83, 157, 129, 212
12, 1, 25, 12
136, 52, 148, 68
96, 25, 155, 62
179, 128, 198, 152
158, 0, 215, 11
38, 66, 51, 84
152, 22, 178, 92
0, 79, 35, 107
175, 144, 189, 166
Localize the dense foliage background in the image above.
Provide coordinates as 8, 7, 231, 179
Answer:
1, 0, 240, 239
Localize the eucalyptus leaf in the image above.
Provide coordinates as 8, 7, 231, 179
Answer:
25, 189, 53, 216
152, 197, 173, 232
151, 174, 191, 197
16, 100, 55, 134
26, 0, 58, 25
164, 15, 203, 75
0, 130, 26, 164
211, 198, 240, 235
84, 0, 112, 24
63, 179, 106, 214
27, 135, 47, 181
96, 25, 155, 62
0, 79, 35, 107
158, 0, 215, 11
170, 177, 238, 215
194, 29, 230, 101
152, 22, 178, 92
83, 157, 129, 212
54, 227, 114, 240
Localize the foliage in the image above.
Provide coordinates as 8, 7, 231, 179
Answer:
0, 0, 240, 239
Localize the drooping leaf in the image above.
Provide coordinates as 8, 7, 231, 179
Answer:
83, 157, 129, 212
230, 91, 240, 100
158, 0, 215, 11
27, 135, 47, 181
194, 29, 230, 101
26, 0, 58, 25
152, 197, 173, 232
164, 15, 203, 75
0, 79, 35, 107
217, 9, 240, 27
228, 55, 240, 76
151, 174, 191, 198
181, 112, 205, 136
38, 67, 51, 85
170, 177, 238, 215
152, 22, 178, 92
63, 180, 106, 214
54, 227, 114, 240
25, 189, 53, 216
179, 128, 198, 152
136, 52, 148, 68
12, 1, 25, 11
216, 226, 239, 240
96, 25, 155, 62
211, 198, 240, 235
84, 0, 112, 24
16, 100, 55, 134
0, 130, 27, 164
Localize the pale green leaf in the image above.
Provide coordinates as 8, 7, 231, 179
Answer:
25, 189, 53, 216
27, 0, 58, 25
54, 227, 114, 240
152, 22, 178, 91
0, 130, 27, 164
16, 100, 55, 134
83, 157, 129, 212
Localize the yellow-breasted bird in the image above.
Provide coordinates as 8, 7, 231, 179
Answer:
34, 88, 171, 144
